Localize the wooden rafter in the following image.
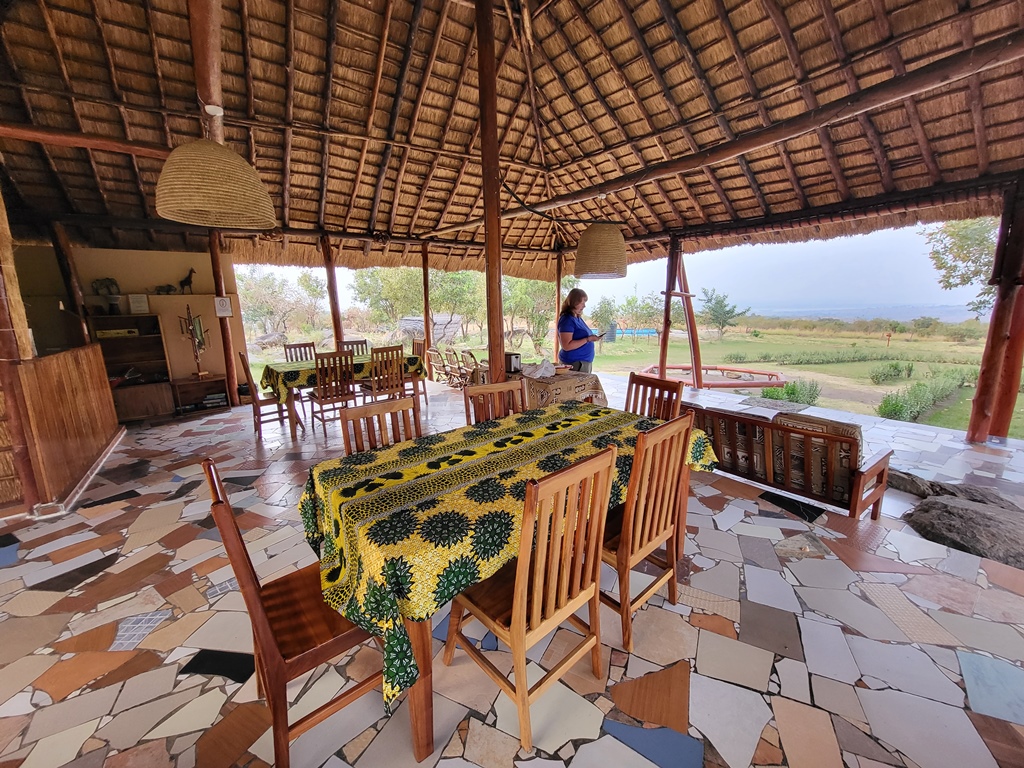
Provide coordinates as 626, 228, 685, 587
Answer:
142, 0, 173, 149
958, 7, 989, 176
283, 0, 295, 228
318, 0, 339, 228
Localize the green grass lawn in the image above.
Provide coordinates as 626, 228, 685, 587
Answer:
920, 387, 1024, 439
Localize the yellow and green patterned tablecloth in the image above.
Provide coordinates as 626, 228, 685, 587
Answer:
298, 401, 717, 708
260, 354, 425, 404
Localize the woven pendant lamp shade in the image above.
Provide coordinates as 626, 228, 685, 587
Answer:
573, 223, 627, 278
156, 140, 277, 230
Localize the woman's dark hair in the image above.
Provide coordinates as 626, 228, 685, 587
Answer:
559, 288, 588, 317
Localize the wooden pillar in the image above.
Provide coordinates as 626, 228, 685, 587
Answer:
320, 235, 344, 348
678, 250, 704, 389
0, 189, 38, 509
187, 0, 225, 143
475, 0, 505, 383
421, 243, 432, 377
553, 253, 562, 363
658, 238, 681, 378
968, 185, 1024, 442
990, 290, 1024, 437
48, 223, 89, 345
209, 231, 239, 407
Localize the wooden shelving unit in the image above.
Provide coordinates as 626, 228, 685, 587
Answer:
88, 314, 175, 422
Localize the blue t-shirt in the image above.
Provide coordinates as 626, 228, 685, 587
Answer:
558, 314, 595, 364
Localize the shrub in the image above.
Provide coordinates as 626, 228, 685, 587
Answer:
761, 379, 821, 406
876, 373, 964, 422
869, 361, 905, 384
722, 352, 748, 363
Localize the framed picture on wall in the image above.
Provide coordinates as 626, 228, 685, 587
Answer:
214, 297, 233, 317
128, 294, 150, 314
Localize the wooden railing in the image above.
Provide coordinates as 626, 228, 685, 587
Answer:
17, 344, 120, 503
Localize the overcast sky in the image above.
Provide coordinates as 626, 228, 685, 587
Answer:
266, 225, 982, 316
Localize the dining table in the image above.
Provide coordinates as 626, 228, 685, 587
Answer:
260, 354, 425, 438
298, 401, 717, 761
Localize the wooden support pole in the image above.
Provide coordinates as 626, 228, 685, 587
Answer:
968, 185, 1024, 442
0, 123, 170, 159
554, 253, 562, 363
677, 249, 704, 389
658, 239, 681, 378
990, 287, 1024, 437
208, 232, 239, 406
48, 223, 89, 345
476, 0, 505, 383
421, 244, 432, 378
320, 236, 344, 349
187, 0, 225, 143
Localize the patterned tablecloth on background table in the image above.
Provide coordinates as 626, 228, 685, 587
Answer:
298, 401, 718, 709
523, 371, 608, 408
260, 355, 424, 403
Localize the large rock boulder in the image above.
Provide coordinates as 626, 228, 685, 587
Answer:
904, 496, 1024, 569
888, 469, 1019, 511
254, 332, 288, 349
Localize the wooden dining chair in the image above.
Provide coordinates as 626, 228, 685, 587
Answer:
360, 344, 406, 401
309, 350, 358, 437
282, 342, 317, 418
239, 352, 286, 440
624, 372, 684, 420
405, 339, 429, 404
463, 379, 529, 425
202, 459, 383, 768
339, 395, 423, 454
339, 339, 370, 356
443, 447, 617, 751
600, 411, 695, 651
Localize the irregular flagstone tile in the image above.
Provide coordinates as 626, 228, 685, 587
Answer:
688, 612, 736, 639
625, 654, 662, 679
102, 740, 173, 768
885, 529, 949, 563
105, 545, 165, 575
823, 540, 932, 575
920, 643, 960, 674
688, 562, 740, 601
126, 503, 184, 535
830, 714, 901, 766
982, 558, 1024, 598
0, 714, 30, 754
31, 651, 137, 702
355, 692, 466, 768
694, 529, 743, 559
18, 718, 100, 768
68, 589, 166, 635
811, 675, 867, 724
798, 617, 859, 684
570, 733, 660, 768
182, 610, 253, 654
0, 614, 71, 665
26, 684, 120, 743
0, 655, 58, 708
775, 658, 810, 704
937, 550, 981, 582
121, 525, 180, 553
145, 688, 226, 739
433, 647, 510, 714
94, 687, 202, 751
745, 565, 801, 613
856, 582, 961, 646
602, 721, 704, 768
463, 716, 521, 768
673, 585, 740, 622
975, 586, 1024, 624
737, 535, 782, 571
166, 585, 206, 613
967, 710, 1024, 768
610, 661, 689, 734
787, 558, 859, 590
901, 573, 980, 617
688, 673, 771, 768
797, 588, 908, 643
695, 629, 774, 691
773, 532, 831, 560
194, 701, 272, 768
50, 624, 116, 654
26, 552, 116, 591
137, 611, 212, 652
89, 650, 163, 690
112, 665, 179, 714
712, 504, 746, 532
738, 599, 804, 661
1, 590, 66, 617
492, 662, 603, 754
958, 651, 1024, 726
858, 688, 998, 768
847, 635, 964, 707
927, 609, 1024, 662
772, 695, 843, 768
630, 606, 699, 666
538, 628, 609, 696
730, 522, 783, 541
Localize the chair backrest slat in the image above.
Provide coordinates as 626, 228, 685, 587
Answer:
624, 372, 684, 420
463, 379, 529, 425
412, 338, 426, 359
315, 350, 356, 400
340, 339, 370, 356
340, 395, 422, 454
284, 342, 317, 362
516, 447, 616, 635
239, 351, 259, 394
367, 345, 405, 398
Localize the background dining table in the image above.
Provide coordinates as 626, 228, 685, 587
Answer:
259, 354, 425, 437
298, 401, 717, 761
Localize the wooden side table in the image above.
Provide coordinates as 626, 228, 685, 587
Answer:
171, 375, 230, 415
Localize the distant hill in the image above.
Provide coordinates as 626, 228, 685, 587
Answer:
749, 304, 977, 323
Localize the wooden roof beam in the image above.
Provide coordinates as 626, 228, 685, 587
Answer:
429, 28, 1024, 235
283, 0, 295, 229
814, 0, 894, 193
958, 12, 989, 175
318, 0, 339, 228
0, 122, 173, 160
142, 0, 173, 149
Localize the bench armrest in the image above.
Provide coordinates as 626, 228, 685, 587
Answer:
859, 449, 893, 477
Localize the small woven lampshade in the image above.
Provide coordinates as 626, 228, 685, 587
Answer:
156, 139, 277, 230
573, 223, 627, 278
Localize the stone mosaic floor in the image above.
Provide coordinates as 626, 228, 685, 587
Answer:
0, 375, 1023, 768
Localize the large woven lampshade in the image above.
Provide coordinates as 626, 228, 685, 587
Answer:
573, 223, 627, 278
156, 140, 277, 229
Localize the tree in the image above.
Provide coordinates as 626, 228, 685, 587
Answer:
925, 217, 999, 316
696, 287, 749, 339
589, 297, 617, 336
639, 292, 664, 344
236, 266, 297, 335
430, 270, 484, 340
911, 316, 939, 339
295, 269, 327, 329
351, 268, 423, 326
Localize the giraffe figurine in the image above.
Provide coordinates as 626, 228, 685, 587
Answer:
179, 268, 197, 294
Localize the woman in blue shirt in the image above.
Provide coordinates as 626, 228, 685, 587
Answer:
558, 288, 601, 372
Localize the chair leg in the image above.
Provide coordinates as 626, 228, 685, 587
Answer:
512, 645, 533, 752
267, 684, 291, 768
668, 534, 680, 605
618, 565, 633, 653
443, 602, 464, 666
588, 590, 603, 679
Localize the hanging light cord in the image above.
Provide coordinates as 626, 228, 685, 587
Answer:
500, 180, 627, 226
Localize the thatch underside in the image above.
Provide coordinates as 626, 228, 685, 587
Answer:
0, 0, 1020, 281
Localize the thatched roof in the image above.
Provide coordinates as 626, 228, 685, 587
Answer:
0, 0, 1020, 280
